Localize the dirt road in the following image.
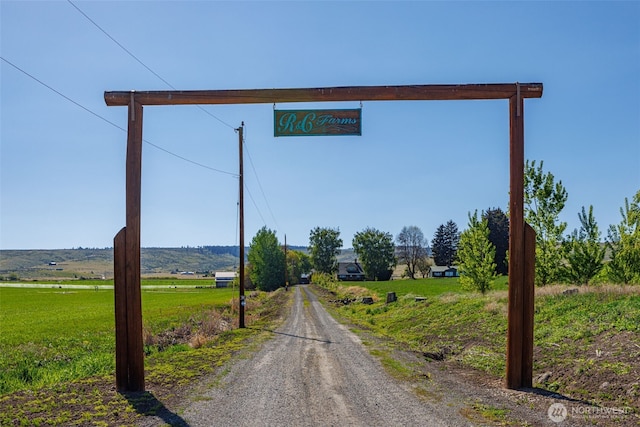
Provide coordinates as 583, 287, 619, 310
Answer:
181, 285, 465, 426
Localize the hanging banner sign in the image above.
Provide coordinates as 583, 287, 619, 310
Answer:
274, 109, 362, 137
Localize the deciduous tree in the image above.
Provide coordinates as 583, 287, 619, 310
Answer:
286, 250, 312, 285
396, 225, 427, 279
563, 205, 606, 285
458, 211, 496, 294
247, 227, 285, 291
524, 160, 568, 286
416, 256, 432, 278
352, 227, 396, 281
606, 190, 640, 284
309, 227, 342, 274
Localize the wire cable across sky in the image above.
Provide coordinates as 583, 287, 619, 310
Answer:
66, 0, 278, 233
1, 56, 238, 178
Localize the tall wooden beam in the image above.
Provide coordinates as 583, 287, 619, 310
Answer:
105, 83, 542, 106
506, 90, 525, 389
124, 96, 145, 391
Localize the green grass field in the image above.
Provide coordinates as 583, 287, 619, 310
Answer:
0, 284, 235, 394
354, 275, 508, 297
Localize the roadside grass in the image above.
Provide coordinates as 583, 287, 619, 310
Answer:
461, 402, 511, 426
0, 286, 290, 426
315, 278, 640, 412
0, 286, 234, 394
358, 275, 508, 297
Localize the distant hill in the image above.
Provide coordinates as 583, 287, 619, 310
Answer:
0, 246, 357, 280
0, 247, 240, 280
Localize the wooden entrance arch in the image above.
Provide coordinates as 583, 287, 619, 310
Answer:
105, 83, 542, 392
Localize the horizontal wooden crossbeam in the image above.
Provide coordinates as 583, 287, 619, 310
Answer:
105, 83, 543, 106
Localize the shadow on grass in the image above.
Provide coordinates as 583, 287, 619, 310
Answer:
520, 386, 594, 405
123, 390, 190, 426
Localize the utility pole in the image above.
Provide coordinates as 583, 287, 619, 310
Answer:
238, 123, 245, 328
284, 234, 288, 290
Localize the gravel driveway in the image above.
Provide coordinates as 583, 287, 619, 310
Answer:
181, 285, 466, 426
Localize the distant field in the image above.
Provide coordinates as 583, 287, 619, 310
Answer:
0, 285, 236, 393
1, 277, 223, 289
0, 247, 243, 280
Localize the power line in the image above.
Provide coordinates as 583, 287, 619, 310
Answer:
16, 0, 278, 236
67, 0, 275, 229
1, 56, 238, 178
67, 0, 236, 130
237, 126, 269, 228
67, 0, 172, 89
1, 57, 120, 132
243, 128, 280, 230
244, 180, 267, 227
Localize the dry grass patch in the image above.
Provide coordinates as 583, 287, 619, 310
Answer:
343, 285, 378, 300
535, 283, 640, 298
439, 293, 460, 304
483, 300, 507, 315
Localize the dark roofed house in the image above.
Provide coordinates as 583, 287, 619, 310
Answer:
337, 261, 366, 281
429, 265, 459, 278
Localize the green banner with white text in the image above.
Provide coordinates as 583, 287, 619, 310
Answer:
274, 109, 362, 137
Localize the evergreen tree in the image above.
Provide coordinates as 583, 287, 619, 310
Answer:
247, 227, 285, 291
458, 211, 496, 294
443, 220, 460, 265
431, 224, 447, 266
352, 227, 396, 281
483, 208, 509, 275
431, 220, 460, 266
564, 205, 606, 285
309, 227, 342, 274
396, 225, 427, 279
606, 190, 640, 284
524, 160, 568, 286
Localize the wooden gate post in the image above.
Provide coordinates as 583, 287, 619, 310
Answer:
506, 86, 535, 389
113, 94, 145, 392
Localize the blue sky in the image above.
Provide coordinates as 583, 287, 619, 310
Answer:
1, 1, 639, 250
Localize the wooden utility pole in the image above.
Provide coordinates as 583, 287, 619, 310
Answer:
106, 83, 541, 390
238, 123, 245, 329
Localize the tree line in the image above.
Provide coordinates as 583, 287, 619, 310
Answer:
244, 160, 639, 292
